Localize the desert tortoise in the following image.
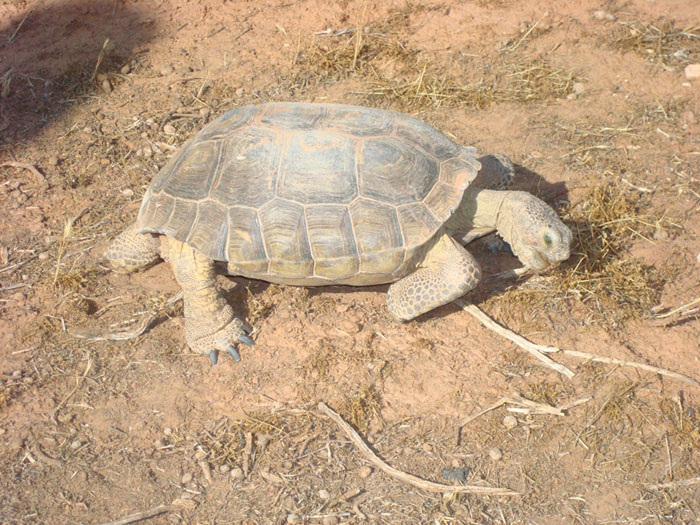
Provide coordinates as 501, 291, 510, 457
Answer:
106, 102, 571, 364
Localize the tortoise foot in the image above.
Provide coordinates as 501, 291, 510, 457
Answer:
187, 311, 254, 365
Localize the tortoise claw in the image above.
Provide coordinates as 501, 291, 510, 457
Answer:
226, 343, 241, 362
237, 334, 255, 346
209, 350, 218, 366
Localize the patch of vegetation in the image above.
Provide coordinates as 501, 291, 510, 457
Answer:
610, 19, 700, 67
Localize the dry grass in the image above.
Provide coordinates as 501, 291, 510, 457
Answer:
358, 57, 574, 112
610, 19, 700, 67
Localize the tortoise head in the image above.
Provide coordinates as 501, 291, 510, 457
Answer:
500, 192, 572, 270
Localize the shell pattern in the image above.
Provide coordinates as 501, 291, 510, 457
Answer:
138, 103, 480, 285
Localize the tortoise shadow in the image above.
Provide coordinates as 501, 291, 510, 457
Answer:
0, 0, 154, 144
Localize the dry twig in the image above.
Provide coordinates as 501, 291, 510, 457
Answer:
100, 498, 195, 525
1, 161, 47, 186
459, 301, 700, 388
71, 292, 183, 341
458, 300, 575, 378
318, 402, 518, 496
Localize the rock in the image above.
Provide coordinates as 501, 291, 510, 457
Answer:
685, 64, 700, 80
318, 489, 330, 500
120, 64, 131, 75
163, 427, 172, 436
593, 10, 606, 20
286, 513, 301, 524
199, 107, 210, 117
38, 252, 49, 260
160, 65, 175, 76
566, 93, 577, 100
230, 467, 245, 481
163, 124, 177, 135
422, 443, 433, 453
101, 79, 112, 94
573, 82, 585, 95
70, 440, 82, 450
489, 447, 503, 461
322, 517, 339, 525
502, 415, 518, 429
181, 472, 193, 484
357, 466, 372, 479
235, 87, 245, 97
219, 464, 230, 473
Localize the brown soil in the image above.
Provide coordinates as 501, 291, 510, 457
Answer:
1, 0, 699, 523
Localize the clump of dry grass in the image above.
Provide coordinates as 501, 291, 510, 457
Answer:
339, 384, 382, 433
555, 183, 667, 321
610, 19, 700, 67
359, 57, 574, 112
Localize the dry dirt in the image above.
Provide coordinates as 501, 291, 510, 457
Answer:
1, 0, 700, 523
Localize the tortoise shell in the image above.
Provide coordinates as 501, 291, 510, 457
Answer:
137, 102, 480, 285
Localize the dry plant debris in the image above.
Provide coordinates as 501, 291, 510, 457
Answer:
610, 19, 700, 67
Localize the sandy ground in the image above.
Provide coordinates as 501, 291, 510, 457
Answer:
1, 0, 699, 523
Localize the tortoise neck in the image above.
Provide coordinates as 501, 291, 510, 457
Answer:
451, 188, 509, 231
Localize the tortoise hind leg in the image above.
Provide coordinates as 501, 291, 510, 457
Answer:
387, 234, 482, 321
168, 238, 253, 364
105, 223, 162, 272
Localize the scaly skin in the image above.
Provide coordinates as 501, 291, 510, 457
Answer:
168, 238, 253, 364
387, 233, 482, 321
105, 223, 161, 272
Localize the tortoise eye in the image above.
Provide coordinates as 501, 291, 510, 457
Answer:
543, 232, 553, 247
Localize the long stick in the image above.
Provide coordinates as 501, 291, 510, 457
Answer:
318, 402, 519, 496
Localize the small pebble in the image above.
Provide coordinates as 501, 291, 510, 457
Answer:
163, 123, 177, 135
566, 93, 577, 100
163, 427, 172, 436
235, 87, 245, 97
160, 65, 175, 76
593, 10, 606, 19
286, 513, 301, 524
12, 370, 22, 378
101, 79, 112, 93
318, 489, 330, 500
230, 467, 245, 481
70, 440, 82, 450
489, 448, 503, 461
322, 517, 339, 525
181, 472, 193, 484
685, 64, 700, 80
282, 460, 294, 470
38, 252, 49, 260
199, 107, 210, 116
194, 450, 207, 460
219, 464, 230, 473
154, 439, 165, 449
47, 155, 59, 166
120, 64, 131, 75
357, 466, 372, 479
422, 443, 433, 453
696, 252, 700, 265
142, 145, 153, 158
442, 467, 469, 482
572, 82, 585, 95
502, 415, 518, 429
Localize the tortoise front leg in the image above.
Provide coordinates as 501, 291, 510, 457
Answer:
386, 233, 482, 321
168, 238, 253, 365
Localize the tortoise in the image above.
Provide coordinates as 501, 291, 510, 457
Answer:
106, 102, 571, 364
